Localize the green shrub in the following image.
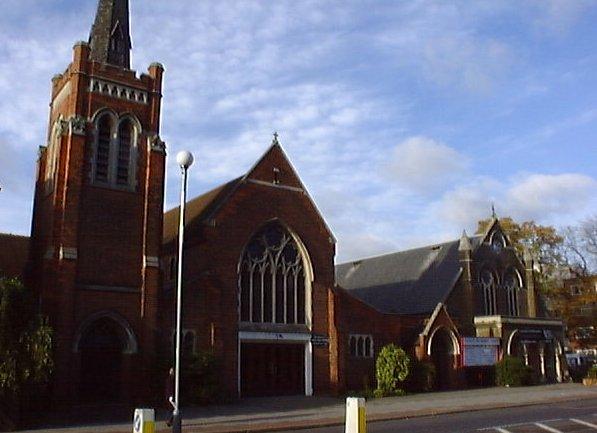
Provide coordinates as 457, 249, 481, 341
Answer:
405, 359, 436, 392
375, 344, 410, 397
182, 350, 226, 404
495, 356, 533, 387
586, 365, 597, 380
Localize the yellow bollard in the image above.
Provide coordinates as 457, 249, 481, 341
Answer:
133, 408, 155, 433
345, 397, 367, 433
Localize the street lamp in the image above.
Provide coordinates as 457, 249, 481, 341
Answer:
171, 150, 194, 433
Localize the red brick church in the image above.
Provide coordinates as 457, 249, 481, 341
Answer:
0, 0, 567, 408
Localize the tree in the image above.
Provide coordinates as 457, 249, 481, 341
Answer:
374, 344, 410, 398
476, 217, 564, 276
562, 215, 597, 276
0, 276, 53, 407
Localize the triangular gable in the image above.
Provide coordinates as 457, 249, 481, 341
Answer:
240, 141, 336, 242
163, 139, 336, 244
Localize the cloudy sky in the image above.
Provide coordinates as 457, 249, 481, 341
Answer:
0, 0, 596, 262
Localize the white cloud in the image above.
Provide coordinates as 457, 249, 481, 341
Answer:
386, 136, 470, 194
432, 173, 597, 234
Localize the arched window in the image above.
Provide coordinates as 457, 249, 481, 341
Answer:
95, 114, 112, 183
364, 336, 372, 357
239, 222, 308, 325
480, 270, 497, 315
116, 119, 133, 185
349, 336, 357, 356
92, 113, 137, 189
503, 269, 521, 316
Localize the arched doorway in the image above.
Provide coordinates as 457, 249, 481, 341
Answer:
75, 314, 137, 403
429, 327, 458, 390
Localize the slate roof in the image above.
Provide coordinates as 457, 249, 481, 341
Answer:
163, 177, 242, 244
335, 236, 482, 315
0, 234, 30, 278
89, 0, 132, 68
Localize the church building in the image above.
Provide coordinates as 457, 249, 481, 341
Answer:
0, 0, 567, 408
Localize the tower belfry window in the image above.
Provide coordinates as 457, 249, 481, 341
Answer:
95, 115, 112, 183
92, 113, 138, 190
117, 120, 132, 185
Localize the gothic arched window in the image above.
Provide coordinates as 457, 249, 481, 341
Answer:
116, 119, 133, 185
92, 113, 138, 189
504, 269, 522, 316
95, 114, 112, 183
480, 269, 497, 315
239, 222, 308, 325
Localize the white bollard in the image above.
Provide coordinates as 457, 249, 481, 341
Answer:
133, 408, 155, 433
345, 397, 366, 433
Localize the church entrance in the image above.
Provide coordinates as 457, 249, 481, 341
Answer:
240, 342, 305, 397
78, 317, 126, 403
430, 327, 457, 390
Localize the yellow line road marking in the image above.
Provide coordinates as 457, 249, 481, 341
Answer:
570, 418, 597, 429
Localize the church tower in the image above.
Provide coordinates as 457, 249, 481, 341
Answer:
29, 0, 166, 404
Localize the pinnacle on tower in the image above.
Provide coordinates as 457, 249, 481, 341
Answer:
458, 230, 472, 252
89, 0, 132, 69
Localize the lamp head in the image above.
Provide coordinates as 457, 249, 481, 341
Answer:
176, 150, 194, 169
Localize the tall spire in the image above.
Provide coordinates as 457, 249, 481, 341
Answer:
89, 0, 132, 69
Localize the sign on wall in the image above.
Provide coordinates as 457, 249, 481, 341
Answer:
461, 337, 500, 367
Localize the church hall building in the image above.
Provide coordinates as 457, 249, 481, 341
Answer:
0, 0, 567, 407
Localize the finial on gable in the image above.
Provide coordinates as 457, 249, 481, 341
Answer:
491, 203, 497, 219
272, 131, 280, 146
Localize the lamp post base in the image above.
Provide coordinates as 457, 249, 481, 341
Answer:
172, 411, 182, 433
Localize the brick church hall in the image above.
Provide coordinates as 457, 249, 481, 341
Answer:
0, 0, 568, 408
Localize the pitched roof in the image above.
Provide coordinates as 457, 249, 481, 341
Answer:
0, 234, 30, 278
335, 236, 482, 315
163, 177, 242, 244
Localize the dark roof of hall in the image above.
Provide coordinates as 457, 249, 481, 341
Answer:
335, 235, 482, 316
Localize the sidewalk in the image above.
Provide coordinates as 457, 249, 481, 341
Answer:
21, 383, 597, 433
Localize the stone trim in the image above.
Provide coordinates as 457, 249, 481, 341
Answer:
89, 78, 148, 104
147, 134, 166, 153
59, 247, 78, 260
68, 116, 87, 136
144, 255, 160, 268
80, 285, 139, 294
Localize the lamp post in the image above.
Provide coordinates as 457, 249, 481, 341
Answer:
172, 150, 194, 433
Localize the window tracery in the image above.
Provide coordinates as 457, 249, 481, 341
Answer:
480, 269, 498, 315
503, 269, 521, 316
239, 222, 307, 325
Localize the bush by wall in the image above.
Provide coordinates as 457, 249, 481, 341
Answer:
405, 359, 436, 392
495, 356, 533, 387
375, 344, 410, 398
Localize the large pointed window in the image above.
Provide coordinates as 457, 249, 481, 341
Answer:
503, 269, 521, 316
239, 222, 308, 325
480, 270, 497, 315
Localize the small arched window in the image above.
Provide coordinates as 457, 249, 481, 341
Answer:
364, 336, 372, 357
504, 269, 521, 316
480, 270, 497, 315
116, 119, 133, 185
238, 222, 308, 325
95, 114, 112, 183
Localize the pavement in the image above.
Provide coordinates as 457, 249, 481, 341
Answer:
19, 383, 597, 433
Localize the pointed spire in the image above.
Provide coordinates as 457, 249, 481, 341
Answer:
459, 230, 472, 252
89, 0, 132, 69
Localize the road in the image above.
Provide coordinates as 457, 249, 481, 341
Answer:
281, 398, 597, 433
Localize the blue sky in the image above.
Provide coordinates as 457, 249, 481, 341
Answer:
0, 0, 596, 262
